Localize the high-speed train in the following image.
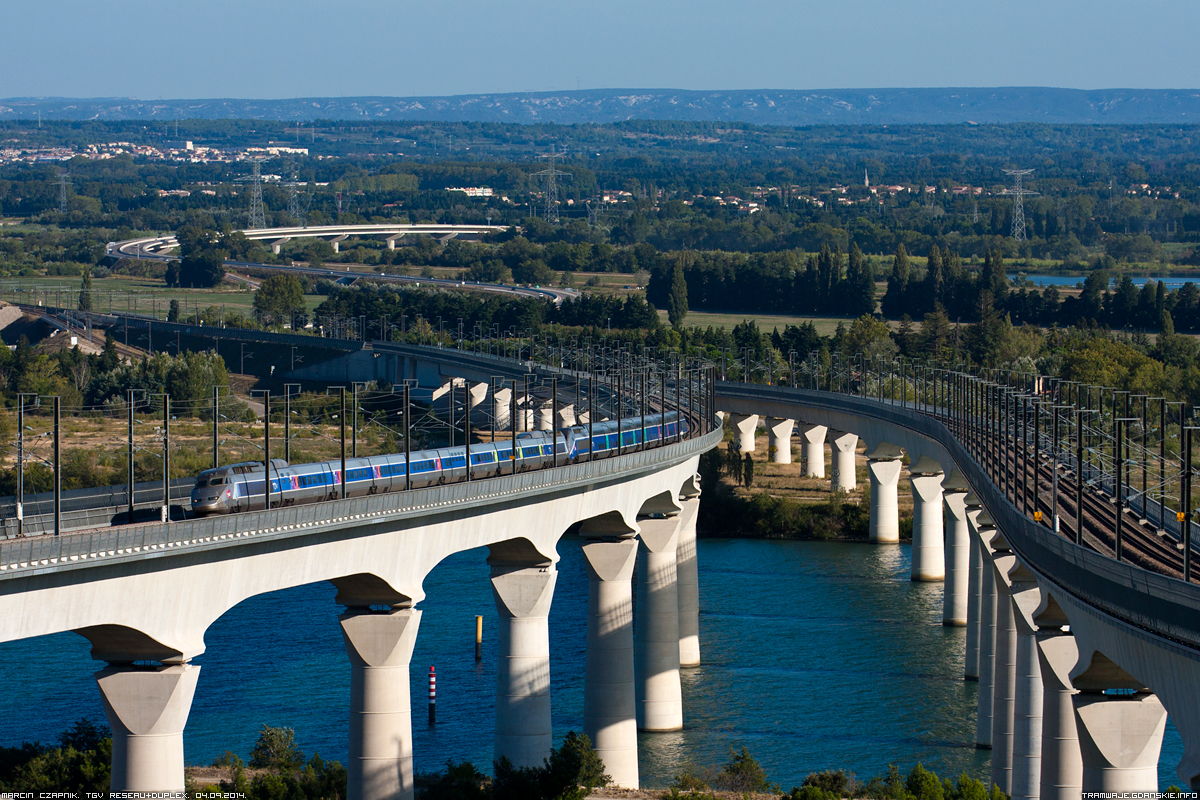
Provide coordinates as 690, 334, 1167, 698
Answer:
190, 411, 688, 516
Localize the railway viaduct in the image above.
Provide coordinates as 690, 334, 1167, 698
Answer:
717, 379, 1200, 799
0, 333, 1197, 799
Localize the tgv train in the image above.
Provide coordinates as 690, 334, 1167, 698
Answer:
191, 411, 688, 516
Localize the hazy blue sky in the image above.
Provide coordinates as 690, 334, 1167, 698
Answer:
5, 0, 1198, 98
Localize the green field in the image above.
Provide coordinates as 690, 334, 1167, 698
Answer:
659, 309, 859, 336
0, 274, 326, 317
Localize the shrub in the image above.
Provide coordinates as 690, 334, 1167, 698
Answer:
419, 760, 489, 800
716, 746, 773, 793
492, 731, 610, 800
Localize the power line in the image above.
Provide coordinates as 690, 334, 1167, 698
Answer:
1002, 168, 1039, 241
533, 148, 571, 224
56, 171, 71, 214
235, 157, 268, 229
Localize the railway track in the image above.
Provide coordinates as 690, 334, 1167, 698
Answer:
948, 410, 1193, 583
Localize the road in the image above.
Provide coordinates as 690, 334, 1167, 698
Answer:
109, 234, 580, 306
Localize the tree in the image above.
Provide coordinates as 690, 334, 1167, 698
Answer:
880, 244, 910, 319
667, 257, 689, 328
742, 453, 755, 488
77, 269, 92, 312
167, 299, 180, 322
253, 274, 306, 327
920, 304, 955, 362
248, 725, 305, 770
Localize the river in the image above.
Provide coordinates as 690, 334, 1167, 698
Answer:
1007, 272, 1199, 289
0, 537, 1184, 789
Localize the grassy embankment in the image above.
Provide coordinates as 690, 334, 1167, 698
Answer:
699, 423, 914, 541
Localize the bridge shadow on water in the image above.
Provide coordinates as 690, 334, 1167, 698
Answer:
0, 535, 1184, 789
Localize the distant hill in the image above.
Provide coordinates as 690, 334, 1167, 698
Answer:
4, 88, 1200, 126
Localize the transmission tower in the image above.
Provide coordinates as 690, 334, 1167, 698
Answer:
533, 149, 571, 224
1002, 168, 1039, 241
236, 158, 268, 229
56, 171, 71, 213
283, 163, 310, 226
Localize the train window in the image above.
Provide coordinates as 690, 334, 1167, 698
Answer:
195, 479, 208, 488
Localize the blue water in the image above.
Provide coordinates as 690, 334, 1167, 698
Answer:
1007, 273, 1198, 289
0, 537, 1184, 789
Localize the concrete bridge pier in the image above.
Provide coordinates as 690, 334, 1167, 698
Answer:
730, 414, 758, 453
867, 444, 903, 543
1009, 564, 1045, 800
991, 536, 1019, 795
829, 431, 858, 492
493, 387, 512, 431
908, 456, 945, 582
95, 662, 200, 792
557, 404, 577, 428
635, 515, 684, 731
581, 539, 640, 788
339, 607, 422, 800
766, 418, 794, 464
799, 423, 827, 477
536, 403, 555, 431
973, 511, 998, 748
676, 493, 702, 667
1034, 598, 1083, 800
466, 381, 490, 424
1073, 691, 1167, 792
491, 562, 558, 767
941, 471, 970, 624
964, 493, 984, 678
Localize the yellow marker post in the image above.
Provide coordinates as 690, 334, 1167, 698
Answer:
1180, 511, 1188, 523
1034, 510, 1042, 522
475, 615, 483, 662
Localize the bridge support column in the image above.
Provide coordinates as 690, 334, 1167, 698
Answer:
1074, 692, 1167, 793
766, 418, 794, 464
1009, 565, 1044, 800
536, 403, 555, 431
942, 471, 970, 624
676, 496, 702, 667
635, 516, 683, 731
493, 387, 512, 431
1035, 609, 1083, 800
730, 414, 758, 453
867, 444, 903, 543
340, 607, 421, 800
909, 456, 945, 582
582, 540, 639, 789
491, 563, 557, 767
830, 431, 858, 492
557, 404, 576, 428
973, 511, 998, 748
991, 542, 1018, 795
799, 423, 827, 477
964, 493, 984, 678
95, 662, 200, 792
467, 382, 489, 424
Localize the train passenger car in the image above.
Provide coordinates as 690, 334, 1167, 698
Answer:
191, 412, 686, 516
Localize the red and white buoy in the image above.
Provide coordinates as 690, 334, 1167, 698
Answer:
428, 666, 437, 725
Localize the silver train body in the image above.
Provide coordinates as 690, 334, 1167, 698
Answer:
190, 411, 688, 516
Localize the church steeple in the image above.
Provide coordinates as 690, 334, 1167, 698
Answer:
864, 169, 870, 188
